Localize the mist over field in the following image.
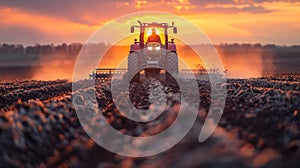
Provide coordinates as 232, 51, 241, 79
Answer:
0, 43, 299, 81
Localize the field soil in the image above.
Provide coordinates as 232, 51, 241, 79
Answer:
0, 77, 299, 168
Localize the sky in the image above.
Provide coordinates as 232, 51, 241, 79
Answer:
0, 0, 300, 45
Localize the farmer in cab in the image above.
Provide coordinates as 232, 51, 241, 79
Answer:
147, 28, 161, 43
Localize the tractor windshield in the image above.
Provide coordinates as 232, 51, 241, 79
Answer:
145, 27, 165, 45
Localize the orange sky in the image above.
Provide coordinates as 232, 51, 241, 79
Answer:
0, 0, 300, 45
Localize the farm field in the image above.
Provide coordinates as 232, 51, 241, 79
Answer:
0, 77, 299, 168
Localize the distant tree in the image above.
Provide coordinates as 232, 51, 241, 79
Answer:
15, 44, 24, 54
254, 43, 262, 48
241, 43, 251, 48
264, 44, 276, 48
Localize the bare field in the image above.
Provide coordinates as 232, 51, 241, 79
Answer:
0, 77, 299, 168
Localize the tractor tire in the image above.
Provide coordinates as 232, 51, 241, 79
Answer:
166, 51, 178, 84
127, 52, 140, 83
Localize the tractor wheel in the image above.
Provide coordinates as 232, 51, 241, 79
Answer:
127, 52, 140, 83
166, 52, 178, 84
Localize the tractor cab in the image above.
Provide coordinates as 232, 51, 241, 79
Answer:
130, 21, 177, 53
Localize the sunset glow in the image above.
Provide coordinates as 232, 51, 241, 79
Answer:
0, 0, 299, 45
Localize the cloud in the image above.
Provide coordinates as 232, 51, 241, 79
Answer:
0, 0, 287, 26
0, 0, 129, 25
190, 0, 300, 5
0, 7, 96, 45
201, 4, 275, 14
187, 0, 300, 14
0, 0, 300, 45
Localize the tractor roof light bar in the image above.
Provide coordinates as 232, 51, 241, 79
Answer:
130, 20, 177, 33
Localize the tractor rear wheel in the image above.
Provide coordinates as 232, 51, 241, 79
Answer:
166, 52, 178, 84
127, 52, 140, 83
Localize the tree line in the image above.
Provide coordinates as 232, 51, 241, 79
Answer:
0, 43, 299, 55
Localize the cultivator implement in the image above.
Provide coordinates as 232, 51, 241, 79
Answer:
89, 68, 127, 80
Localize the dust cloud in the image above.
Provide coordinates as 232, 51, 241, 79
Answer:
216, 45, 274, 78
29, 44, 284, 80
31, 53, 76, 81
2, 43, 296, 81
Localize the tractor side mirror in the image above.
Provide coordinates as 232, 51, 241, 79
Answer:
173, 27, 177, 34
130, 26, 134, 33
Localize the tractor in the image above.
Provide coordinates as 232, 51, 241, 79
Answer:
89, 21, 179, 83
127, 20, 179, 83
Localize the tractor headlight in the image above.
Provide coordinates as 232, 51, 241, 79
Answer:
155, 46, 160, 50
147, 46, 153, 50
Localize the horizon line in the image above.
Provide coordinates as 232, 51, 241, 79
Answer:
1, 42, 300, 47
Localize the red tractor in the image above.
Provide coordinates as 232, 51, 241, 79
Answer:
89, 21, 179, 83
128, 20, 179, 83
